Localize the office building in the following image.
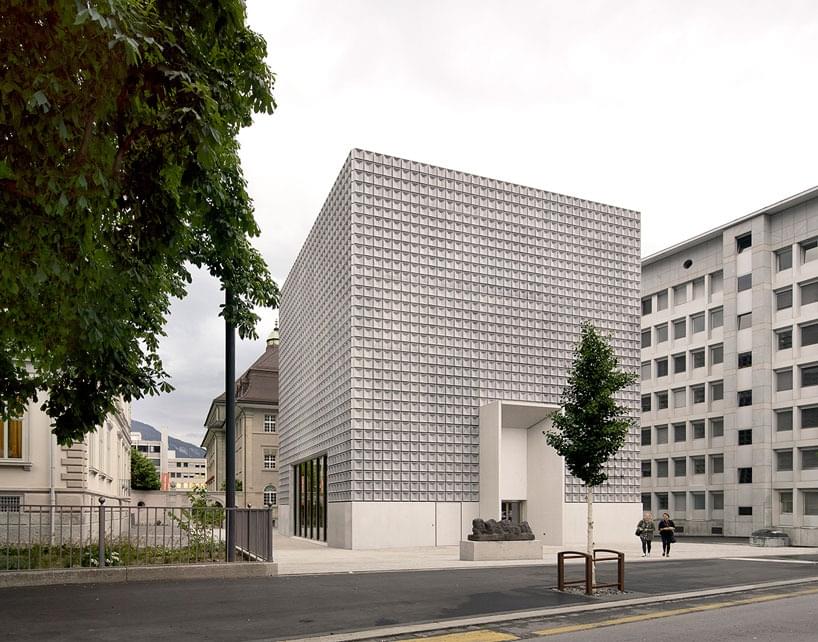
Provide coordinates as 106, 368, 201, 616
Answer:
640, 186, 818, 545
131, 420, 207, 491
278, 149, 642, 549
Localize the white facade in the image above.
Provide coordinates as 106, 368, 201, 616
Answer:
279, 149, 642, 548
131, 422, 207, 491
640, 186, 818, 545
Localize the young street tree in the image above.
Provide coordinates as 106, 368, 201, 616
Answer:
545, 321, 637, 582
1, 1, 278, 444
130, 448, 160, 491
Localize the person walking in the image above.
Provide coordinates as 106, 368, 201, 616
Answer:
636, 512, 655, 557
658, 512, 676, 557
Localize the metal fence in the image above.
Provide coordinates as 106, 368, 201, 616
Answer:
0, 504, 274, 571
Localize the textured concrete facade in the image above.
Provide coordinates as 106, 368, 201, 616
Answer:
640, 186, 818, 545
279, 149, 641, 547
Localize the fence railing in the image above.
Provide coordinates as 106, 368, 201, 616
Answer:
0, 504, 274, 571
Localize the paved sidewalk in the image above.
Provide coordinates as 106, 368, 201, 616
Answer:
273, 531, 818, 575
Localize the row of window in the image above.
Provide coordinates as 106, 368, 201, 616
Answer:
641, 309, 721, 347
643, 489, 818, 517
774, 448, 818, 471
641, 345, 723, 380
641, 455, 723, 478
641, 382, 725, 412
641, 418, 723, 445
642, 272, 722, 316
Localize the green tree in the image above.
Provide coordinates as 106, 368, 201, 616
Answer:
220, 479, 242, 491
545, 322, 637, 584
0, 1, 278, 445
130, 447, 160, 490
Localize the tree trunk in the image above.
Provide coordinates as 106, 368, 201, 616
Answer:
587, 485, 595, 588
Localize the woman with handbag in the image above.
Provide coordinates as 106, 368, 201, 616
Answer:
658, 512, 676, 557
635, 512, 655, 557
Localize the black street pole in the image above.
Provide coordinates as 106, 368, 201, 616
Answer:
225, 287, 236, 562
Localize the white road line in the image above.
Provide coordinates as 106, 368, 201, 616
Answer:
725, 557, 817, 565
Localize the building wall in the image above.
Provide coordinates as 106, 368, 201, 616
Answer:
280, 149, 641, 547
640, 193, 818, 544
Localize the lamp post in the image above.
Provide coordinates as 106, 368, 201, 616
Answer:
225, 288, 236, 561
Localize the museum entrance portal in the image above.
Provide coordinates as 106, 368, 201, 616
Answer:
293, 454, 327, 542
501, 500, 523, 523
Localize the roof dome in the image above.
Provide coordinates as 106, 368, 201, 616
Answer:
266, 324, 279, 346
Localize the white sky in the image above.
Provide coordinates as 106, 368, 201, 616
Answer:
134, 0, 818, 444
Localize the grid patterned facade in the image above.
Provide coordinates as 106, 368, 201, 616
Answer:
280, 149, 642, 508
640, 187, 818, 545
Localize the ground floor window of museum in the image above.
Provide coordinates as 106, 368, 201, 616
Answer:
293, 454, 327, 541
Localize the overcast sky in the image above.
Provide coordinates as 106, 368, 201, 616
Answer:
133, 0, 818, 445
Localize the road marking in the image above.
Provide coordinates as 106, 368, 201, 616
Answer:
397, 632, 517, 642
532, 586, 818, 636
725, 557, 817, 565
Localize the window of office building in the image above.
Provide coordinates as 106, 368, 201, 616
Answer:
692, 384, 705, 404
673, 492, 687, 512
780, 491, 793, 514
801, 280, 818, 305
711, 454, 724, 474
777, 247, 793, 272
641, 427, 652, 445
692, 492, 706, 510
776, 449, 793, 472
691, 349, 705, 369
642, 297, 652, 316
804, 491, 818, 516
673, 458, 686, 477
642, 493, 652, 512
738, 390, 753, 406
656, 391, 669, 410
736, 233, 752, 254
656, 425, 669, 444
738, 467, 753, 483
802, 364, 818, 388
656, 357, 669, 377
641, 461, 652, 477
641, 362, 651, 380
691, 312, 705, 334
778, 328, 793, 350
738, 351, 752, 368
738, 312, 752, 331
737, 274, 752, 292
692, 456, 706, 475
710, 381, 724, 401
673, 388, 686, 409
673, 318, 687, 339
802, 406, 818, 429
802, 238, 818, 264
739, 506, 753, 516
777, 368, 794, 392
641, 328, 652, 348
802, 323, 818, 347
710, 344, 724, 364
802, 448, 818, 470
777, 409, 793, 432
692, 420, 705, 439
656, 493, 669, 511
711, 492, 724, 511
673, 284, 687, 305
738, 429, 752, 446
692, 277, 705, 300
710, 307, 723, 329
641, 395, 652, 412
263, 414, 277, 433
656, 459, 668, 478
776, 288, 793, 311
673, 353, 686, 374
657, 290, 669, 311
710, 270, 724, 294
673, 423, 686, 442
711, 417, 724, 437
656, 323, 669, 343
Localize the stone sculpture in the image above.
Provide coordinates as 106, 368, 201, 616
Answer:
468, 518, 536, 541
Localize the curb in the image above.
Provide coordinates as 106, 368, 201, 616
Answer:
0, 562, 278, 588
277, 575, 818, 642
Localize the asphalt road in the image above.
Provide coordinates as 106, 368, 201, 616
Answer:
538, 593, 818, 641
0, 556, 816, 641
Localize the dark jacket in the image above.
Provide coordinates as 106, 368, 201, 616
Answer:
658, 519, 675, 541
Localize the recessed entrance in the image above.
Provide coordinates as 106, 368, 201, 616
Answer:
293, 454, 327, 541
501, 500, 523, 523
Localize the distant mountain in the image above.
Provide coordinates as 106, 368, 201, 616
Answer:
131, 419, 206, 459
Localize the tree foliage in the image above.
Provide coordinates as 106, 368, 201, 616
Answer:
546, 322, 637, 488
0, 1, 278, 444
130, 447, 160, 490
